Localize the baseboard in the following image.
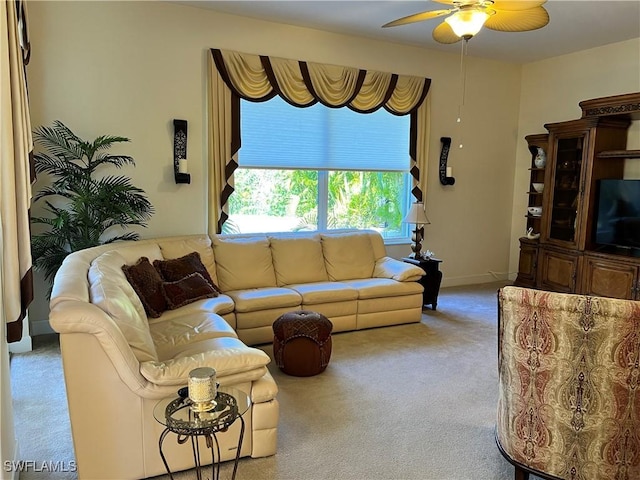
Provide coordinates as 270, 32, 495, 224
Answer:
30, 319, 54, 336
7, 335, 31, 354
5, 440, 20, 480
441, 272, 512, 288
8, 320, 32, 354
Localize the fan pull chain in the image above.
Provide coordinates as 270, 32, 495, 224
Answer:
456, 38, 468, 150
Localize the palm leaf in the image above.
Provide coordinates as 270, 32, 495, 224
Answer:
91, 135, 130, 151
90, 154, 135, 172
33, 184, 76, 202
33, 152, 84, 177
104, 232, 141, 243
33, 124, 84, 161
86, 136, 130, 163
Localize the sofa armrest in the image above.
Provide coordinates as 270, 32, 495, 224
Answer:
50, 300, 154, 395
373, 257, 424, 282
139, 337, 271, 386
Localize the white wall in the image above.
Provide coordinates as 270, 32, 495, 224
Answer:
508, 38, 640, 276
26, 1, 523, 330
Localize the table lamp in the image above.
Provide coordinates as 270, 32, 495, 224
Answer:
402, 202, 431, 260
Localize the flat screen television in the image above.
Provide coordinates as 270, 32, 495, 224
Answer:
594, 179, 640, 252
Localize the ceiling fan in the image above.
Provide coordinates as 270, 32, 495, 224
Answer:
382, 0, 550, 44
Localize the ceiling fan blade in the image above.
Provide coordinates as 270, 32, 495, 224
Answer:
432, 21, 462, 44
491, 1, 547, 11
484, 6, 549, 32
382, 9, 453, 28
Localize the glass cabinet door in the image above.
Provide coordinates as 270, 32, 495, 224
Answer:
547, 134, 586, 247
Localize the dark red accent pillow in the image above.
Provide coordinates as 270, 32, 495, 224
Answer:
122, 257, 167, 318
153, 252, 221, 292
161, 273, 218, 310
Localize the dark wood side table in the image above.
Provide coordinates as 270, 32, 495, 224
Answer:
402, 257, 443, 310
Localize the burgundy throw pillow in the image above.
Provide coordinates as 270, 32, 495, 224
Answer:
122, 257, 167, 318
161, 272, 218, 310
153, 252, 221, 293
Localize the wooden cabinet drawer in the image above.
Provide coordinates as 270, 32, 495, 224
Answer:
539, 248, 580, 293
581, 255, 638, 300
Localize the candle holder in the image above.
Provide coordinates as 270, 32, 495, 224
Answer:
173, 119, 191, 184
187, 367, 217, 413
439, 136, 455, 186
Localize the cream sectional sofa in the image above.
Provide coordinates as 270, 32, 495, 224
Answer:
49, 229, 424, 479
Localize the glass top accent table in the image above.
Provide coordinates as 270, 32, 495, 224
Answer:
153, 386, 251, 480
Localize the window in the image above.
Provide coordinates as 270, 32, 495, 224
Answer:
227, 96, 411, 240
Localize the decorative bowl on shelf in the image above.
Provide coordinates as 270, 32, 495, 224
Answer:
531, 183, 544, 193
527, 206, 542, 216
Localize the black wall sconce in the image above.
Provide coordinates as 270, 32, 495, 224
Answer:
439, 136, 455, 186
173, 119, 190, 184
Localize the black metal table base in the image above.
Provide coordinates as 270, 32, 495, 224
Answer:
159, 416, 245, 480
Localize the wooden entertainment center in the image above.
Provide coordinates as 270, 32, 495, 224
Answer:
515, 92, 640, 300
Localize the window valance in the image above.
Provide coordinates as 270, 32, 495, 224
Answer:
207, 48, 431, 234
211, 49, 431, 114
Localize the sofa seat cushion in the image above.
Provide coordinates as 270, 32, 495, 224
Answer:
321, 232, 376, 281
287, 282, 358, 305
269, 234, 328, 286
149, 313, 237, 359
227, 288, 302, 313
140, 336, 271, 385
342, 278, 425, 299
213, 236, 277, 291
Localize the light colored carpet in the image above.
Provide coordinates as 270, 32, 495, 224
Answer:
10, 282, 542, 480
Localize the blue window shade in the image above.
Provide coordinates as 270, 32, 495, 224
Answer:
239, 96, 410, 172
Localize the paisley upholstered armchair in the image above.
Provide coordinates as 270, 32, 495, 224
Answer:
497, 286, 640, 480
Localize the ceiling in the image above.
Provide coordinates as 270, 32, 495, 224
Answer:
178, 0, 640, 64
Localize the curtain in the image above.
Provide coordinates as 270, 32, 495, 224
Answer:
207, 48, 431, 234
1, 0, 34, 343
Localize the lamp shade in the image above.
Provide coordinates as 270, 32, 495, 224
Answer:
403, 202, 430, 225
445, 8, 490, 38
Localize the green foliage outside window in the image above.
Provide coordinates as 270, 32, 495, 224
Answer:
228, 168, 405, 235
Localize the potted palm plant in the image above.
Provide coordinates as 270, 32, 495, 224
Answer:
31, 121, 154, 293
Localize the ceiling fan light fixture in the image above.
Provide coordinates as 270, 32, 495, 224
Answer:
445, 8, 491, 39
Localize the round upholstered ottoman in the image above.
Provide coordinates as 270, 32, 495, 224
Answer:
272, 310, 333, 377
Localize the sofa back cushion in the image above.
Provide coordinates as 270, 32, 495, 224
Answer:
366, 230, 388, 260
321, 232, 376, 281
112, 242, 164, 265
269, 234, 328, 286
89, 250, 158, 362
212, 235, 277, 291
157, 236, 219, 287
